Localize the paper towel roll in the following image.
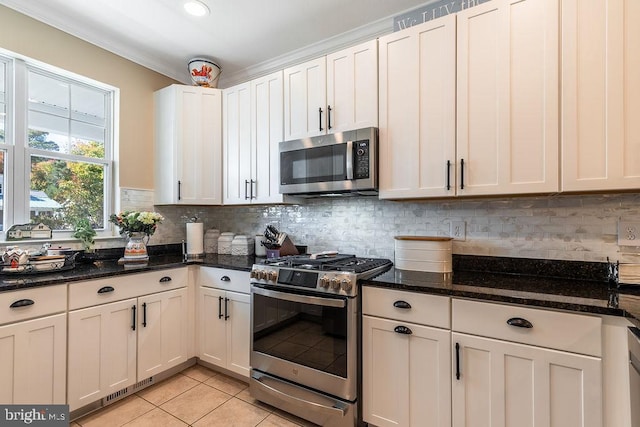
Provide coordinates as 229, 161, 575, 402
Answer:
186, 222, 204, 255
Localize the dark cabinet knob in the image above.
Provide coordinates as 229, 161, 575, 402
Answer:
506, 317, 533, 329
10, 299, 34, 308
394, 325, 413, 335
393, 300, 412, 309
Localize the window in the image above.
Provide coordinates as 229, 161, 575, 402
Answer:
0, 52, 115, 235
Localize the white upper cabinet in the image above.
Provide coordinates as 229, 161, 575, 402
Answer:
380, 0, 559, 199
326, 40, 378, 133
284, 40, 378, 141
223, 71, 294, 204
561, 0, 640, 191
379, 15, 457, 199
155, 85, 223, 205
223, 82, 252, 204
457, 0, 559, 196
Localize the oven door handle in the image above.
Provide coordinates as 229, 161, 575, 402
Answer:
345, 140, 354, 180
251, 286, 346, 308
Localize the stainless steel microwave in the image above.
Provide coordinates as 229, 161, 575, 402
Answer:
279, 127, 378, 197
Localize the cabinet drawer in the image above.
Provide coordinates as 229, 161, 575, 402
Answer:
362, 286, 450, 329
452, 299, 602, 357
69, 267, 187, 310
199, 267, 250, 293
0, 285, 67, 325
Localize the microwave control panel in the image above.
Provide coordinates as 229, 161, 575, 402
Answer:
354, 140, 370, 179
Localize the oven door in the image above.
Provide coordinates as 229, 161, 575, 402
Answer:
250, 284, 357, 401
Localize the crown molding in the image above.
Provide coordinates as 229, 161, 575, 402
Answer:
218, 15, 394, 88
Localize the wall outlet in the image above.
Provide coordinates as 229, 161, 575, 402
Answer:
450, 221, 466, 241
618, 221, 640, 246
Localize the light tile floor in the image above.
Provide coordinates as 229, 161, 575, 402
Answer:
71, 365, 318, 427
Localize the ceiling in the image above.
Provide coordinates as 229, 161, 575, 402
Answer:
0, 0, 430, 87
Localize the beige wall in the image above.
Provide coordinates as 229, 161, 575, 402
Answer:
0, 5, 179, 189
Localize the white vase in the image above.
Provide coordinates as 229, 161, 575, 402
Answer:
124, 232, 149, 260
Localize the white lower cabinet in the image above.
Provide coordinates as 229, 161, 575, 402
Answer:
452, 299, 603, 427
0, 284, 67, 404
452, 332, 602, 427
362, 287, 451, 427
198, 267, 251, 377
67, 268, 188, 411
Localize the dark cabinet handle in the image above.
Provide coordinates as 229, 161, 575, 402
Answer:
455, 342, 461, 380
507, 317, 533, 329
221, 276, 231, 282
97, 286, 114, 294
131, 305, 137, 331
178, 180, 182, 201
250, 180, 256, 199
393, 300, 412, 309
142, 302, 147, 327
327, 105, 332, 130
225, 297, 230, 320
446, 160, 451, 191
218, 296, 223, 319
394, 325, 412, 335
159, 276, 172, 283
318, 107, 323, 132
10, 299, 34, 308
245, 180, 250, 200
460, 159, 465, 190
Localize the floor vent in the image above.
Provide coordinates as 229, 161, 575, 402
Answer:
133, 377, 154, 391
104, 387, 129, 404
103, 377, 154, 405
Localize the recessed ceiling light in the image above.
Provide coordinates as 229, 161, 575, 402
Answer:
184, 0, 210, 17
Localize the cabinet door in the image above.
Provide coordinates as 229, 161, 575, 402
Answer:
225, 291, 251, 378
138, 288, 188, 379
68, 299, 137, 411
362, 315, 451, 427
378, 15, 456, 199
457, 0, 558, 196
452, 333, 602, 427
326, 40, 378, 133
155, 85, 222, 205
198, 286, 227, 368
0, 313, 66, 404
562, 0, 640, 191
223, 82, 252, 204
251, 70, 285, 204
283, 57, 327, 139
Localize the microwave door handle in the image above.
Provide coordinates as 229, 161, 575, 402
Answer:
251, 286, 345, 308
345, 140, 354, 180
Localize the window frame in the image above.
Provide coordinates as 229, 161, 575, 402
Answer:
0, 50, 118, 240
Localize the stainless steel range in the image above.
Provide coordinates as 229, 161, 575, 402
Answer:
249, 253, 392, 427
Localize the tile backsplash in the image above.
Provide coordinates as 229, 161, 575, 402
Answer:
149, 191, 640, 264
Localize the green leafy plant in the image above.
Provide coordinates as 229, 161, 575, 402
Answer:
72, 218, 97, 253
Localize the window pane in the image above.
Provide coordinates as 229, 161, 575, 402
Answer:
0, 150, 5, 231
30, 155, 105, 230
71, 84, 105, 122
0, 62, 5, 144
28, 111, 68, 151
28, 72, 69, 115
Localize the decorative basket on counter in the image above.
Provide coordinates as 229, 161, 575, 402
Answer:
0, 252, 78, 274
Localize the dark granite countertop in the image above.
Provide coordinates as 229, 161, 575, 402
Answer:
2, 249, 639, 327
364, 255, 640, 327
0, 252, 259, 293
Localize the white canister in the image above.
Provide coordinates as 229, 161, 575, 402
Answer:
394, 236, 453, 272
231, 235, 255, 256
217, 232, 235, 255
204, 229, 220, 253
255, 234, 266, 256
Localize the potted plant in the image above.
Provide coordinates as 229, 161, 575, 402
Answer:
73, 218, 97, 262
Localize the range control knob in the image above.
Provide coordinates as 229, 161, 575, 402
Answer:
250, 270, 258, 279
267, 271, 278, 281
256, 270, 266, 280
320, 276, 330, 288
340, 278, 353, 292
330, 277, 340, 290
